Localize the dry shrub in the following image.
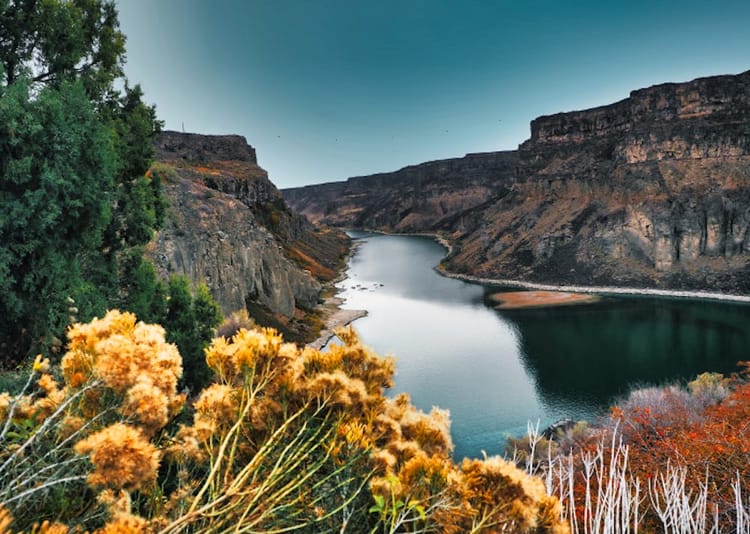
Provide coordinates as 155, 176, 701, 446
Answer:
0, 311, 183, 531
215, 309, 256, 339
1, 316, 569, 533
526, 369, 750, 533
74, 423, 160, 491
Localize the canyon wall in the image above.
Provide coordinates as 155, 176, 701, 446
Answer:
284, 70, 750, 293
284, 151, 518, 233
148, 132, 349, 340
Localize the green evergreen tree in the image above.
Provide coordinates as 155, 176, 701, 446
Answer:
97, 84, 165, 315
162, 276, 223, 394
188, 283, 224, 391
164, 276, 196, 353
0, 0, 125, 99
0, 78, 115, 357
102, 84, 166, 249
116, 249, 167, 324
0, 0, 166, 360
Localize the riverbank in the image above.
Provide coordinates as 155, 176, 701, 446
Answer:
421, 231, 750, 305
313, 229, 750, 352
347, 228, 750, 304
307, 239, 367, 350
438, 265, 750, 305
307, 295, 367, 350
355, 229, 750, 305
302, 228, 750, 458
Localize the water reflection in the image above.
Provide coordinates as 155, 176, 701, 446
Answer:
346, 231, 485, 304
496, 296, 750, 411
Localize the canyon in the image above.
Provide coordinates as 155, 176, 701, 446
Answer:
283, 151, 518, 233
147, 131, 349, 341
284, 70, 750, 293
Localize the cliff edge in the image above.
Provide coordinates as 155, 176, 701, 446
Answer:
148, 131, 349, 341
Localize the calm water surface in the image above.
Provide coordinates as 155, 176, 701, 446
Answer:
332, 232, 750, 459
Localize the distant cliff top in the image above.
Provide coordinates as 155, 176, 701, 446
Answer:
154, 131, 258, 163
529, 70, 750, 143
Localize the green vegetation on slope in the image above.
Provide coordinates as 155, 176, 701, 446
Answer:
0, 0, 165, 360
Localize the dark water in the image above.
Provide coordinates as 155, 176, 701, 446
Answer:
332, 231, 750, 459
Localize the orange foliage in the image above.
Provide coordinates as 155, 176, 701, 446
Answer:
285, 245, 336, 280
589, 370, 750, 527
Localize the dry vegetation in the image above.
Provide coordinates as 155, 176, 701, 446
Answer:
509, 370, 750, 533
0, 311, 567, 533
4, 310, 750, 532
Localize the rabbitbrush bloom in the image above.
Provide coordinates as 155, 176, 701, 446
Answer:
120, 378, 169, 438
74, 423, 160, 491
61, 310, 184, 434
63, 310, 182, 396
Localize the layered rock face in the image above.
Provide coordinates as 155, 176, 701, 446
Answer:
155, 130, 259, 162
148, 132, 348, 338
283, 151, 518, 232
285, 70, 750, 292
450, 71, 750, 291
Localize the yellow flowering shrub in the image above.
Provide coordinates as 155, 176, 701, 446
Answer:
0, 393, 10, 421
1, 313, 568, 533
0, 311, 185, 531
191, 383, 238, 439
93, 515, 147, 534
0, 506, 11, 533
449, 456, 567, 533
0, 506, 68, 533
74, 423, 160, 491
62, 310, 184, 429
120, 378, 169, 437
160, 324, 568, 533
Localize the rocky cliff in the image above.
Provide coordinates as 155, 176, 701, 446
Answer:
148, 131, 349, 341
283, 151, 518, 233
284, 70, 750, 293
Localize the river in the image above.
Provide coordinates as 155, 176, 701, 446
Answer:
330, 231, 750, 459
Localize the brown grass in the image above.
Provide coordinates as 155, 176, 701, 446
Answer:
285, 245, 336, 280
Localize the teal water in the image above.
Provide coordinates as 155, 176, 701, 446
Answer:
332, 231, 750, 460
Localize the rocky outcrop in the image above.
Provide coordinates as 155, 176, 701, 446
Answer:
148, 132, 349, 340
284, 151, 518, 232
285, 70, 750, 293
154, 131, 258, 163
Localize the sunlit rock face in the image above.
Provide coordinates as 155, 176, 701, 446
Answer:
285, 70, 750, 292
148, 131, 349, 325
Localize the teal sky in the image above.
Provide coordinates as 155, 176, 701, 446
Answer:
116, 0, 750, 189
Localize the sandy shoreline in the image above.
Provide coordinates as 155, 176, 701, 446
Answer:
490, 290, 601, 309
307, 298, 367, 350
441, 269, 750, 304
307, 239, 367, 350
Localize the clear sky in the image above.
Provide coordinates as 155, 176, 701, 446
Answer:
116, 0, 750, 189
